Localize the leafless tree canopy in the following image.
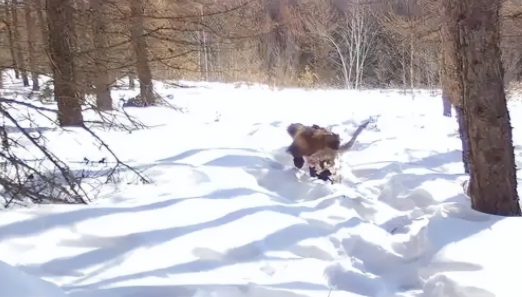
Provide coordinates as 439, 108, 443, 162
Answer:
0, 0, 518, 93
0, 0, 521, 92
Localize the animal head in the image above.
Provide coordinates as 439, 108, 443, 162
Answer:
287, 123, 335, 138
287, 123, 306, 139
286, 123, 340, 153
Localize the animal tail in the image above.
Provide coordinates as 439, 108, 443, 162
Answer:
338, 119, 372, 153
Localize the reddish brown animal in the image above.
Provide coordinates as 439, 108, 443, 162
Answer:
286, 123, 340, 169
286, 120, 371, 181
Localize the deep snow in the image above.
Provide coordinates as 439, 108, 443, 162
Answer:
0, 74, 521, 297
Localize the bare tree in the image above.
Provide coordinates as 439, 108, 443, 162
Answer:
129, 0, 156, 105
339, 1, 379, 89
46, 0, 84, 126
3, 1, 19, 79
10, 0, 29, 86
301, 0, 378, 89
89, 0, 113, 110
445, 0, 521, 216
301, 1, 351, 88
382, 0, 424, 95
33, 0, 48, 49
24, 0, 39, 90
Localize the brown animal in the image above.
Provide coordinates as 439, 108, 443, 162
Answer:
286, 120, 371, 182
286, 123, 340, 169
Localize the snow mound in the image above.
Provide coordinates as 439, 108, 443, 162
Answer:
0, 259, 67, 297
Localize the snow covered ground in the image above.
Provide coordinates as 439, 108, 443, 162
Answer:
1, 74, 522, 297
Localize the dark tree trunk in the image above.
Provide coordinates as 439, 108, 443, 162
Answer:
70, 0, 88, 102
90, 0, 113, 111
129, 0, 156, 105
4, 2, 19, 79
455, 106, 469, 174
11, 0, 29, 86
440, 6, 469, 176
128, 73, 136, 89
33, 0, 48, 50
442, 92, 452, 117
445, 0, 521, 216
46, 0, 84, 127
24, 1, 39, 91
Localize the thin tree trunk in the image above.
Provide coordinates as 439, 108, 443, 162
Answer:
24, 1, 39, 90
402, 46, 406, 92
446, 0, 520, 216
4, 3, 19, 79
33, 0, 48, 50
409, 31, 414, 99
71, 0, 88, 101
46, 0, 83, 127
129, 0, 155, 106
442, 91, 452, 117
11, 0, 29, 86
90, 0, 113, 110
128, 73, 136, 89
455, 106, 469, 174
325, 34, 349, 89
441, 20, 469, 174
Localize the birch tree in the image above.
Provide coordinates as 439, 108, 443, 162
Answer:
338, 0, 379, 89
300, 1, 350, 89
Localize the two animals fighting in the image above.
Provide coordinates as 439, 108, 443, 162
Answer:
285, 119, 372, 183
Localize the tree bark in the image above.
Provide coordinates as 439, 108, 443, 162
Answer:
442, 92, 452, 117
441, 27, 470, 174
70, 0, 88, 102
445, 0, 521, 216
46, 0, 84, 127
24, 1, 39, 91
128, 73, 136, 89
11, 0, 29, 86
33, 0, 48, 50
89, 0, 113, 111
129, 0, 155, 106
455, 106, 469, 174
4, 2, 19, 79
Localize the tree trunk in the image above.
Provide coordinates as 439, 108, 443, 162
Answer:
409, 31, 414, 99
11, 0, 29, 86
4, 2, 19, 79
71, 0, 89, 101
442, 91, 452, 117
445, 0, 521, 216
46, 0, 84, 127
128, 73, 136, 89
33, 0, 48, 50
89, 0, 113, 111
441, 24, 470, 173
455, 106, 469, 174
24, 1, 39, 91
129, 0, 155, 106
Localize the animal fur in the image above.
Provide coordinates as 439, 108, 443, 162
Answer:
308, 120, 371, 178
286, 123, 340, 169
286, 120, 371, 182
